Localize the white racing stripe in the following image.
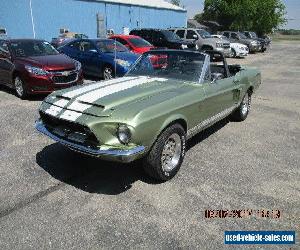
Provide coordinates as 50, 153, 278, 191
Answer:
60, 110, 82, 121
44, 99, 70, 116
59, 76, 167, 121
78, 77, 167, 104
45, 105, 63, 116
53, 99, 69, 107
44, 77, 139, 117
63, 76, 138, 98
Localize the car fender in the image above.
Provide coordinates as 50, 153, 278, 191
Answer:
151, 114, 188, 146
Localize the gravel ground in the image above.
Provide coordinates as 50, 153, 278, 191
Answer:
0, 41, 299, 250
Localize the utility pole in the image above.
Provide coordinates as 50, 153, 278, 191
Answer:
29, 0, 36, 38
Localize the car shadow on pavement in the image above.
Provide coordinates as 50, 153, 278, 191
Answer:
36, 143, 156, 195
36, 118, 230, 195
0, 85, 47, 101
187, 118, 230, 150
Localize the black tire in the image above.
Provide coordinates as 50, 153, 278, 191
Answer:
231, 48, 237, 58
102, 65, 114, 80
143, 124, 186, 181
14, 76, 28, 99
231, 92, 251, 122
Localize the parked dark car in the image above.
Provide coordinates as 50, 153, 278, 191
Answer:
0, 39, 83, 99
51, 33, 88, 48
242, 31, 270, 52
221, 31, 261, 53
58, 39, 139, 79
129, 29, 195, 50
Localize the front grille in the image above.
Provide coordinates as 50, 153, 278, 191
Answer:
223, 43, 230, 48
40, 111, 99, 148
52, 73, 77, 84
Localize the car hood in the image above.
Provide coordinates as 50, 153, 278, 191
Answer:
239, 38, 255, 44
231, 42, 247, 48
203, 37, 221, 44
16, 54, 76, 71
44, 76, 191, 119
114, 52, 139, 63
169, 39, 194, 45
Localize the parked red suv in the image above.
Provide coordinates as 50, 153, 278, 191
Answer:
109, 35, 166, 68
0, 39, 83, 99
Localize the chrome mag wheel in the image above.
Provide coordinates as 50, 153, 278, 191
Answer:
161, 133, 182, 172
15, 77, 24, 97
103, 67, 113, 80
241, 93, 250, 116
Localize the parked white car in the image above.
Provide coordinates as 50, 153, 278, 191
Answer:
229, 42, 249, 58
212, 35, 249, 58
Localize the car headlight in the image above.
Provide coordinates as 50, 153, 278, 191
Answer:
117, 124, 131, 144
115, 59, 131, 67
181, 44, 188, 49
74, 60, 81, 71
251, 41, 258, 45
25, 65, 49, 76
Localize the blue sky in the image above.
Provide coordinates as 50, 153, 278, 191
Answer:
179, 0, 300, 29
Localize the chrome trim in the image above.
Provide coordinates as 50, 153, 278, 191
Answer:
199, 55, 210, 84
35, 120, 145, 159
187, 104, 239, 139
51, 70, 79, 84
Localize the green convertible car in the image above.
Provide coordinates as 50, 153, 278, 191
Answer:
36, 50, 261, 181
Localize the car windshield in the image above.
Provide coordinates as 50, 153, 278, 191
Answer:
128, 38, 152, 47
197, 29, 212, 38
161, 30, 181, 41
238, 32, 248, 39
10, 40, 58, 57
74, 34, 88, 39
127, 51, 206, 82
96, 40, 128, 53
249, 32, 257, 38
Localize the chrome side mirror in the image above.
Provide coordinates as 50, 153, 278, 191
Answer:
211, 73, 223, 84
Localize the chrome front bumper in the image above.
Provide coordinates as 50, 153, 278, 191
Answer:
35, 120, 146, 163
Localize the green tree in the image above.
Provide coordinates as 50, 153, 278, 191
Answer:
195, 0, 286, 35
170, 0, 181, 7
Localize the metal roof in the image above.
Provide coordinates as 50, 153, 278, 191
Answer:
95, 0, 186, 11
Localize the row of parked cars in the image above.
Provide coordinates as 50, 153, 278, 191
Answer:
0, 27, 269, 99
0, 27, 263, 180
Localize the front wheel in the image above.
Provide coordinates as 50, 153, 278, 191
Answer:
143, 124, 186, 181
231, 92, 251, 122
103, 65, 114, 80
14, 76, 27, 99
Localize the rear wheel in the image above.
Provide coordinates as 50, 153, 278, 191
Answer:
143, 124, 186, 181
14, 76, 27, 99
231, 92, 251, 121
231, 48, 237, 58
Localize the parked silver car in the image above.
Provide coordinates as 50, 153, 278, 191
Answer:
169, 28, 231, 57
221, 31, 261, 53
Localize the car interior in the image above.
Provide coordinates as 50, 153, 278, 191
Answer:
206, 51, 242, 81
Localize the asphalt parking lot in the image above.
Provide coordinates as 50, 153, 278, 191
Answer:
0, 41, 299, 249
